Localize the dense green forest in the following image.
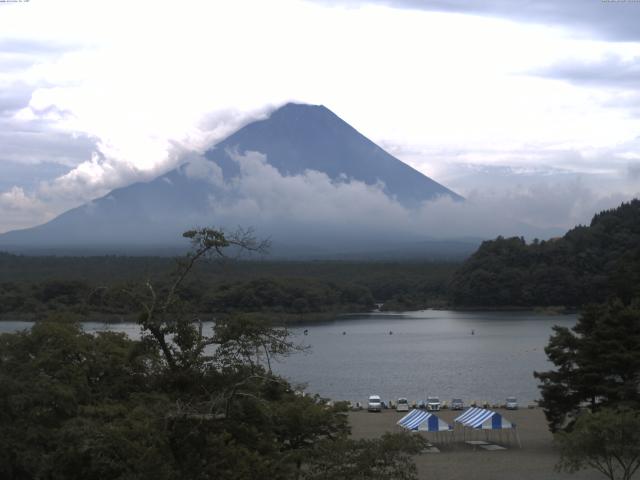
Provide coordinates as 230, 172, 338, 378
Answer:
450, 199, 640, 308
0, 254, 456, 321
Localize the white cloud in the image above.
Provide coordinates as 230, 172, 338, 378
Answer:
0, 186, 37, 210
195, 151, 638, 241
412, 185, 634, 238
1, 0, 639, 233
386, 136, 640, 201
0, 186, 51, 231
212, 151, 408, 228
183, 154, 225, 186
1, 147, 635, 243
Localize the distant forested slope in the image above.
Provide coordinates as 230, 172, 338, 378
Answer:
0, 256, 456, 320
450, 199, 640, 307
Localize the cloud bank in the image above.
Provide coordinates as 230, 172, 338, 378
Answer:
319, 0, 640, 42
1, 0, 639, 238
180, 151, 638, 243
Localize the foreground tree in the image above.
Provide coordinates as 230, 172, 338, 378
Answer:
0, 227, 423, 479
556, 408, 640, 480
303, 432, 426, 480
129, 227, 271, 373
0, 321, 169, 480
534, 299, 640, 432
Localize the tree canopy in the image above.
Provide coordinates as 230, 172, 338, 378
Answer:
0, 227, 423, 479
450, 199, 640, 307
556, 408, 640, 480
535, 299, 640, 432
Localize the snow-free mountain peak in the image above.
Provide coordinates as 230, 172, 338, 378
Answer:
208, 102, 462, 206
0, 103, 462, 254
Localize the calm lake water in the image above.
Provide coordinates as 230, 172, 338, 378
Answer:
0, 310, 576, 405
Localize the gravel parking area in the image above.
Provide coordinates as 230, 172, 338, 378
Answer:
348, 408, 603, 480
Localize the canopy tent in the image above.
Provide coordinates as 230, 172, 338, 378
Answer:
398, 409, 452, 432
455, 407, 513, 429
454, 407, 521, 447
397, 409, 453, 443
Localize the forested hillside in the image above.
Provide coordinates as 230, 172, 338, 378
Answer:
450, 199, 640, 307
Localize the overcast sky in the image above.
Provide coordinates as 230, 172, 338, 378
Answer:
1, 0, 639, 234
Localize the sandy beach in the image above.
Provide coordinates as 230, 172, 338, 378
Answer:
349, 408, 603, 480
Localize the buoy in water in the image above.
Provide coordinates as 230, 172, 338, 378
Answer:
389, 331, 393, 335
471, 329, 475, 335
342, 331, 346, 335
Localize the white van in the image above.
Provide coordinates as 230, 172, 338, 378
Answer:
396, 397, 409, 412
426, 396, 441, 411
368, 395, 382, 412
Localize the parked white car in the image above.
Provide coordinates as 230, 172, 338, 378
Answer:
426, 396, 441, 411
451, 398, 464, 410
506, 397, 519, 410
368, 395, 383, 412
396, 397, 409, 412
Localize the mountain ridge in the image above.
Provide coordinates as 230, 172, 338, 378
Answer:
0, 103, 462, 254
207, 103, 462, 206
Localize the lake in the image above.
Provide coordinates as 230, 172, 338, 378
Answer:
0, 310, 575, 405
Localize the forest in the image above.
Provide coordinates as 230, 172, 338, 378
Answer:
0, 254, 456, 322
449, 199, 640, 308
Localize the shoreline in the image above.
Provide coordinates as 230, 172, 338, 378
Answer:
0, 306, 579, 324
381, 305, 578, 314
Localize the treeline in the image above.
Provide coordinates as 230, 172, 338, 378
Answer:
0, 259, 457, 320
450, 199, 640, 307
0, 278, 373, 319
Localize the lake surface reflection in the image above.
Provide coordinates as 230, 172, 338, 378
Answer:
274, 310, 576, 404
0, 310, 575, 404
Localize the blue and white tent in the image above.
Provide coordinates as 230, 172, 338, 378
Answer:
397, 409, 453, 443
398, 409, 452, 432
454, 407, 513, 430
454, 407, 521, 447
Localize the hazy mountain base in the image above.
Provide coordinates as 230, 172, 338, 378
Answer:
5, 199, 638, 323
0, 237, 480, 260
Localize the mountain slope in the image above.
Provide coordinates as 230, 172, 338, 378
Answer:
0, 103, 461, 253
208, 103, 462, 206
